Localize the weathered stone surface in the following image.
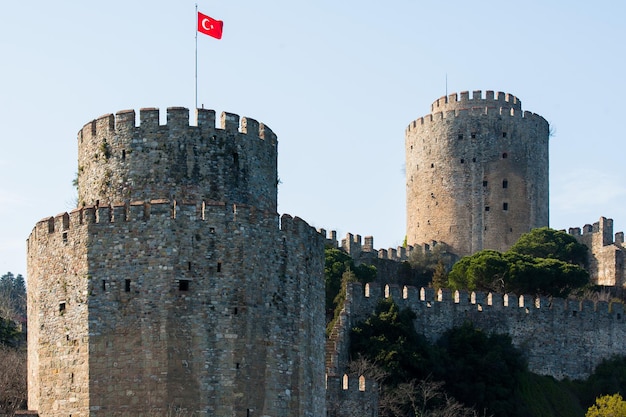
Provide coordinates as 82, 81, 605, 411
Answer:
27, 108, 326, 417
405, 90, 550, 257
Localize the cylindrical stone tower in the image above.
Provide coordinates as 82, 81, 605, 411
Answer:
405, 90, 549, 257
27, 107, 326, 417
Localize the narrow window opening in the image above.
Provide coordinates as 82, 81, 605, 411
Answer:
233, 307, 238, 315
502, 152, 508, 159
122, 149, 126, 160
572, 311, 577, 317
217, 262, 222, 272
125, 279, 131, 293
471, 132, 477, 139
503, 202, 509, 211
59, 302, 66, 313
485, 206, 490, 212
188, 262, 192, 271
179, 280, 189, 291
102, 280, 106, 292
460, 158, 464, 164
618, 313, 622, 320
236, 362, 240, 369
502, 132, 507, 138
458, 134, 463, 140
472, 157, 476, 162
483, 180, 488, 187
62, 232, 68, 243
510, 228, 513, 232
430, 163, 434, 168
233, 152, 239, 167
502, 180, 508, 188
209, 227, 215, 233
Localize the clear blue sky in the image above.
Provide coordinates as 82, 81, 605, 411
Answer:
1, 1, 625, 278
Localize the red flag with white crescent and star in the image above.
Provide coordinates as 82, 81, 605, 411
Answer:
197, 12, 223, 39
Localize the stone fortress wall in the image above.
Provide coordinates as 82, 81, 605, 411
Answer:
405, 90, 550, 257
27, 108, 326, 417
325, 228, 626, 382
569, 217, 625, 287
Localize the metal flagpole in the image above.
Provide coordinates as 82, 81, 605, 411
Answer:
195, 3, 198, 114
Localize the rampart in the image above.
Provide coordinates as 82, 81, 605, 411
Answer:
324, 230, 626, 382
329, 279, 626, 381
568, 217, 626, 287
326, 374, 378, 417
77, 107, 278, 212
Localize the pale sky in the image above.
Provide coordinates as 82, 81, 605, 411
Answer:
1, 1, 625, 278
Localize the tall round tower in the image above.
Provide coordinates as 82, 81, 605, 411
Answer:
405, 90, 549, 257
27, 107, 326, 417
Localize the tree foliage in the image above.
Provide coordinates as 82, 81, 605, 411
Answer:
509, 227, 588, 267
350, 299, 527, 416
325, 247, 376, 313
436, 322, 526, 417
586, 393, 626, 417
447, 228, 590, 297
350, 298, 436, 386
0, 345, 26, 415
0, 272, 26, 321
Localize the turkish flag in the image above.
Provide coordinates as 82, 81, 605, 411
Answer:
197, 12, 223, 39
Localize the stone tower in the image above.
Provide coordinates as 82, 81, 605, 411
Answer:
405, 90, 549, 257
27, 107, 326, 417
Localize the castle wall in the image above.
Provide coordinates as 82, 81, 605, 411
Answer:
326, 375, 378, 417
405, 90, 549, 257
569, 217, 626, 287
344, 282, 626, 380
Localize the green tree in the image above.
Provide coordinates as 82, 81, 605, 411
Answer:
350, 298, 437, 386
448, 245, 589, 297
324, 247, 376, 314
437, 322, 526, 417
509, 227, 588, 267
586, 393, 626, 417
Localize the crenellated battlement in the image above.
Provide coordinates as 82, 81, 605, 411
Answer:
79, 107, 277, 145
318, 229, 446, 263
406, 104, 547, 134
431, 90, 521, 113
76, 107, 278, 211
354, 282, 624, 318
330, 280, 626, 380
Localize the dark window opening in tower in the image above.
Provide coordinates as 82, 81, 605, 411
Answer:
502, 152, 508, 159
485, 206, 490, 212
59, 302, 66, 313
503, 202, 509, 211
125, 279, 131, 293
458, 134, 463, 140
483, 181, 488, 187
460, 159, 465, 164
502, 132, 507, 138
472, 157, 476, 162
102, 280, 106, 291
122, 149, 126, 160
179, 280, 189, 291
503, 180, 508, 188
471, 132, 477, 139
217, 262, 222, 272
430, 163, 434, 168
